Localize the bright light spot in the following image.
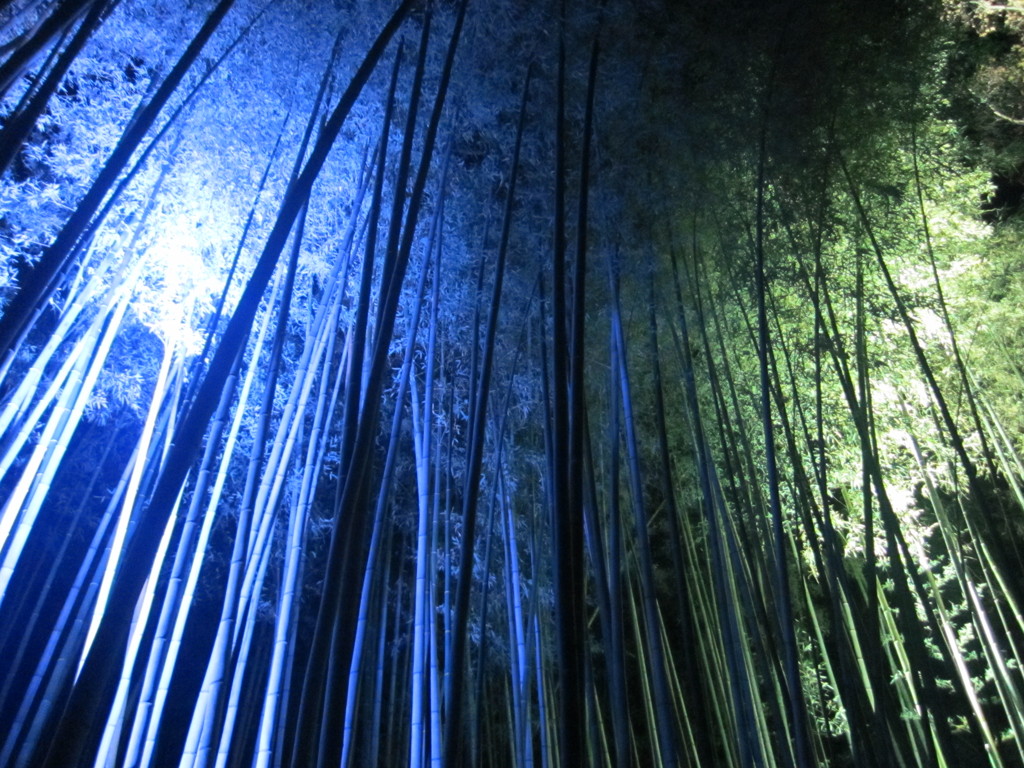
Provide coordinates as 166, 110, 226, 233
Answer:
136, 213, 223, 352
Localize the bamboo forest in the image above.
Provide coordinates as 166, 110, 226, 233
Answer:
5, 0, 1024, 766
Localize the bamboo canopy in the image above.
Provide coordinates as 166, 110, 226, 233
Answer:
1, 0, 1023, 766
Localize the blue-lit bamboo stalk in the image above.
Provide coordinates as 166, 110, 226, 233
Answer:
213, 263, 346, 768
253, 305, 336, 768
91, 329, 184, 766
329, 115, 404, 760
334, 190, 439, 766
252, 152, 370, 768
427, 203, 447, 768
407, 153, 447, 768
469, 425, 504, 766
0, 238, 139, 490
0, 405, 169, 768
0, 428, 115, 746
182, 195, 308, 766
608, 261, 679, 768
412, 307, 446, 762
135, 275, 281, 768
0, 256, 144, 605
547, 1, 578, 763
443, 56, 530, 768
293, 5, 462, 762
470, 288, 536, 767
502, 469, 532, 768
33, 7, 412, 763
604, 312, 630, 768
122, 345, 245, 768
